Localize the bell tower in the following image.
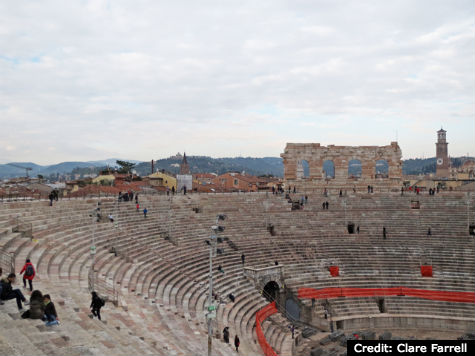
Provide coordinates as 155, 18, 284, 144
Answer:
435, 128, 449, 177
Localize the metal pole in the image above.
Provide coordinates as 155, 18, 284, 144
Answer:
207, 238, 213, 356
91, 204, 98, 291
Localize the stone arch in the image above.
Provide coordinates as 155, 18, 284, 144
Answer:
323, 160, 335, 179
297, 159, 310, 179
263, 281, 280, 302
375, 159, 389, 178
348, 159, 362, 178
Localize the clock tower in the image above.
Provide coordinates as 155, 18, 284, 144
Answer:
435, 128, 449, 177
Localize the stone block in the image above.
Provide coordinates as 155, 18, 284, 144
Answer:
320, 335, 332, 345
360, 331, 376, 340
311, 347, 324, 356
329, 330, 344, 341
379, 331, 392, 340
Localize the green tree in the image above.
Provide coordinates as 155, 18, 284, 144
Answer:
116, 160, 136, 174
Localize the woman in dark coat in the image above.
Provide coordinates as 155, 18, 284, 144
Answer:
234, 335, 240, 352
21, 290, 44, 319
223, 327, 229, 343
90, 291, 104, 320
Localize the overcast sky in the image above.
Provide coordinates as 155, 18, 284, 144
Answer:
0, 0, 473, 164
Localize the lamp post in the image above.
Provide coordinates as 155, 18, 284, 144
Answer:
206, 214, 226, 356
90, 201, 100, 291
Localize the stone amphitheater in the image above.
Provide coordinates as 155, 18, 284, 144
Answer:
1, 190, 474, 356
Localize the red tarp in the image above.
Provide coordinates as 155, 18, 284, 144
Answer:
329, 266, 339, 277
255, 301, 278, 356
298, 287, 475, 304
420, 265, 433, 277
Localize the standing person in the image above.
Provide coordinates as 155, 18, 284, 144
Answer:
357, 225, 360, 234
183, 185, 187, 195
143, 208, 148, 218
234, 335, 240, 352
383, 227, 387, 239
90, 291, 104, 320
427, 227, 432, 236
241, 254, 245, 265
0, 273, 28, 310
0, 268, 3, 305
172, 186, 175, 195
293, 186, 296, 193
322, 202, 325, 210
401, 187, 404, 196
166, 186, 170, 196
135, 193, 139, 204
20, 259, 35, 291
43, 294, 59, 326
325, 201, 329, 210
223, 327, 230, 343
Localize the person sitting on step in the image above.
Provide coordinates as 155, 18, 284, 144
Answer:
21, 290, 44, 319
43, 294, 59, 326
0, 273, 28, 310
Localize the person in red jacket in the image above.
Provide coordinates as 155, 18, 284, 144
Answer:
20, 259, 35, 291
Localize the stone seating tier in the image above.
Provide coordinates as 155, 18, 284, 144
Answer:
0, 192, 474, 355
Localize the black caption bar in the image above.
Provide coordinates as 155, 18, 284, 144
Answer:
348, 340, 475, 356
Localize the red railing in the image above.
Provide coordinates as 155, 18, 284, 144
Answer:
256, 301, 279, 356
298, 287, 475, 304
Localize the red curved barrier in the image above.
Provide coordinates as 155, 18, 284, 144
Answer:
256, 287, 475, 356
298, 287, 475, 304
256, 301, 279, 356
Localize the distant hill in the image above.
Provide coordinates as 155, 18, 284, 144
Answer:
0, 156, 472, 180
402, 157, 469, 175
134, 156, 284, 177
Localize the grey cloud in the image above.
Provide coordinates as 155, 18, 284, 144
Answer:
0, 0, 473, 163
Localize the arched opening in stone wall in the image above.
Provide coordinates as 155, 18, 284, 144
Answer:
375, 160, 389, 178
263, 281, 280, 302
348, 159, 362, 178
323, 160, 335, 179
297, 160, 310, 179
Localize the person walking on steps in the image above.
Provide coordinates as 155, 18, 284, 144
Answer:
234, 335, 240, 352
90, 291, 105, 320
0, 268, 3, 305
20, 259, 35, 292
241, 253, 245, 265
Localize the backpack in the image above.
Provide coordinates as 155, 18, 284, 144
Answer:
25, 264, 34, 277
99, 298, 105, 307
